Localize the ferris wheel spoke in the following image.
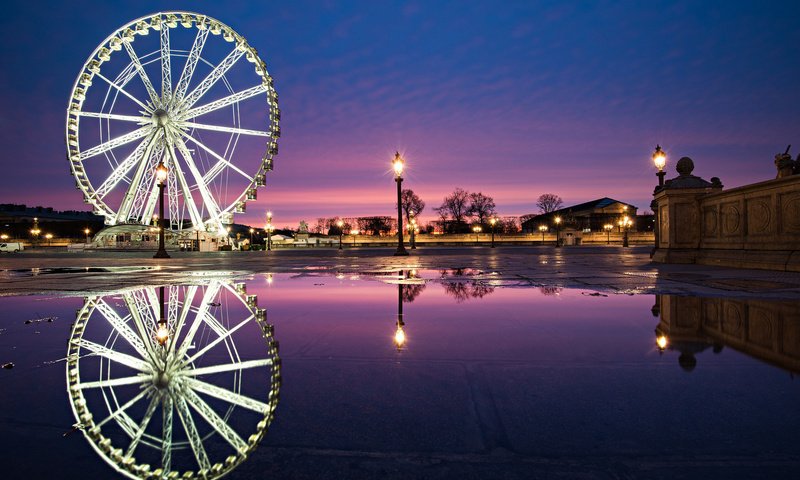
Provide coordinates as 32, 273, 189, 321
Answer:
131, 141, 165, 222
160, 24, 172, 101
79, 126, 152, 161
164, 137, 205, 229
184, 377, 272, 414
174, 283, 222, 362
173, 135, 225, 229
123, 293, 162, 368
184, 85, 266, 119
173, 28, 209, 105
183, 315, 255, 367
183, 358, 273, 377
78, 111, 149, 123
180, 47, 245, 110
95, 72, 152, 111
95, 386, 153, 429
92, 299, 149, 358
181, 133, 252, 182
173, 393, 211, 471
124, 393, 161, 459
80, 373, 150, 390
161, 393, 174, 474
116, 133, 162, 224
122, 40, 160, 105
78, 339, 150, 371
93, 134, 153, 200
182, 121, 271, 137
183, 387, 248, 452
167, 285, 198, 355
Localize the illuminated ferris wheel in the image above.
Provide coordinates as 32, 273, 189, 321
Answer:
66, 12, 280, 233
66, 281, 280, 479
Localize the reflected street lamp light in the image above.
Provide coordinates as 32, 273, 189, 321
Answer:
554, 216, 562, 248
392, 152, 408, 256
155, 285, 169, 347
153, 161, 170, 259
394, 274, 406, 351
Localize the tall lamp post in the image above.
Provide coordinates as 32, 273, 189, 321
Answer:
394, 272, 406, 351
539, 225, 547, 244
155, 285, 169, 347
392, 152, 408, 256
554, 216, 562, 248
489, 217, 497, 248
337, 219, 344, 250
409, 212, 417, 250
619, 216, 632, 247
153, 161, 170, 258
265, 211, 273, 251
249, 228, 255, 248
603, 223, 613, 244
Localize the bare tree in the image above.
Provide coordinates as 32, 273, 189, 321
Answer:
399, 189, 425, 223
467, 192, 496, 224
536, 193, 563, 214
440, 187, 470, 226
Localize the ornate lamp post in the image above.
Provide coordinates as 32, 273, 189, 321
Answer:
619, 216, 632, 247
472, 225, 482, 245
265, 211, 273, 251
653, 145, 667, 187
336, 219, 344, 250
392, 152, 408, 256
249, 228, 255, 248
351, 229, 359, 246
554, 216, 562, 248
153, 161, 170, 258
45, 233, 53, 246
603, 223, 613, 244
489, 217, 497, 248
409, 212, 417, 250
538, 224, 547, 244
154, 285, 169, 347
394, 274, 406, 351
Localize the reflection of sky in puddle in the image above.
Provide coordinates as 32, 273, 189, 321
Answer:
1, 274, 799, 479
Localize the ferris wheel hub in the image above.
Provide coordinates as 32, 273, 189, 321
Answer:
153, 369, 172, 390
152, 108, 170, 128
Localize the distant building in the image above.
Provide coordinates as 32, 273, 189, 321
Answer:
0, 204, 103, 223
521, 197, 638, 233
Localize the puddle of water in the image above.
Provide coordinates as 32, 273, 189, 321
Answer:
0, 273, 798, 479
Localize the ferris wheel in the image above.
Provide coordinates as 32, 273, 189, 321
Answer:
66, 12, 280, 233
66, 281, 280, 479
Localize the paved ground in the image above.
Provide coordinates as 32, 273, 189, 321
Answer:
2, 245, 800, 298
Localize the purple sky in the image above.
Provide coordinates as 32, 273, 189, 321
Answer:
1, 0, 799, 228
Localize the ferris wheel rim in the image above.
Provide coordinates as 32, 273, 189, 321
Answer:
66, 11, 279, 232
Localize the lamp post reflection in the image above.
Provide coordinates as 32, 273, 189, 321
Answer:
392, 152, 408, 256
394, 271, 406, 351
392, 270, 426, 351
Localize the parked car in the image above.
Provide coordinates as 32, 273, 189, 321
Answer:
0, 242, 24, 252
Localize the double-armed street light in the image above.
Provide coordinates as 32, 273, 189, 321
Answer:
619, 216, 633, 247
337, 219, 344, 250
408, 212, 417, 250
392, 152, 409, 256
472, 225, 482, 245
538, 224, 547, 244
153, 162, 170, 259
489, 217, 497, 248
554, 216, 562, 248
603, 223, 614, 244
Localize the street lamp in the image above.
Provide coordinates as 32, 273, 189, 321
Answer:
489, 217, 497, 248
409, 212, 417, 250
538, 224, 547, 244
249, 228, 255, 247
30, 217, 40, 248
351, 229, 359, 246
45, 233, 53, 246
392, 152, 408, 256
153, 161, 170, 259
554, 216, 562, 248
618, 216, 633, 247
603, 223, 614, 244
336, 219, 344, 250
265, 211, 273, 251
653, 145, 667, 187
472, 225, 482, 245
84, 228, 91, 244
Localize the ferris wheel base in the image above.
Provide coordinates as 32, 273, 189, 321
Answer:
86, 225, 234, 252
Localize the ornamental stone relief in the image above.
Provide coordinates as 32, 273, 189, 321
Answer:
781, 194, 800, 234
720, 202, 741, 236
746, 197, 772, 234
703, 207, 718, 237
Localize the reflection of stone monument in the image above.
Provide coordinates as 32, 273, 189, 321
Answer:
654, 294, 800, 373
